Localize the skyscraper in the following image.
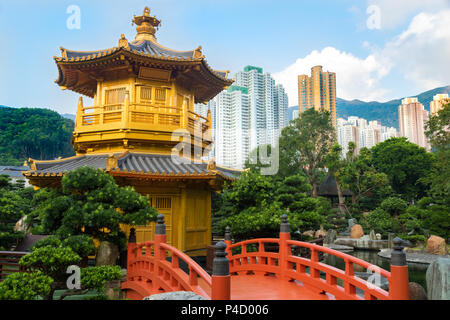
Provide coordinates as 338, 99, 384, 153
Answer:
430, 93, 449, 116
197, 66, 289, 169
298, 65, 337, 127
398, 98, 430, 150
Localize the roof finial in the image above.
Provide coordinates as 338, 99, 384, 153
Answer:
132, 6, 161, 42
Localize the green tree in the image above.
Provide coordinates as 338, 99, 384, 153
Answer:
12, 242, 122, 300
216, 171, 326, 240
0, 189, 29, 250
0, 107, 75, 165
371, 137, 435, 202
0, 271, 53, 300
326, 143, 348, 214
278, 109, 335, 196
340, 146, 391, 209
27, 166, 158, 261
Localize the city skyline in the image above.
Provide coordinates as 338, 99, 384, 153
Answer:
0, 1, 449, 115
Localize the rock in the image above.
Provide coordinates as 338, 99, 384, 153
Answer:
348, 218, 357, 228
105, 280, 121, 300
315, 228, 328, 239
143, 291, 207, 300
302, 230, 315, 238
324, 229, 337, 244
376, 233, 382, 240
369, 230, 376, 241
14, 215, 29, 233
95, 241, 119, 266
408, 282, 427, 300
426, 257, 450, 300
388, 233, 395, 249
426, 235, 447, 255
350, 224, 364, 239
335, 237, 388, 250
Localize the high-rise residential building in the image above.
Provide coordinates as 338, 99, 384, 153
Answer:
196, 66, 288, 169
298, 65, 337, 127
398, 97, 430, 150
337, 116, 397, 156
430, 93, 449, 116
338, 124, 359, 155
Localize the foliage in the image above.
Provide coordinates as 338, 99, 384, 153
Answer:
379, 197, 408, 218
415, 197, 450, 239
216, 171, 326, 241
365, 208, 400, 235
0, 107, 75, 165
27, 166, 158, 250
0, 188, 29, 250
81, 265, 122, 291
0, 271, 53, 300
339, 146, 392, 209
371, 137, 435, 202
10, 242, 122, 300
278, 108, 335, 196
30, 235, 95, 258
397, 234, 427, 245
425, 100, 450, 150
19, 246, 81, 281
62, 235, 95, 258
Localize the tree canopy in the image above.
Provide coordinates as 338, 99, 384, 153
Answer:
27, 166, 158, 250
371, 137, 435, 202
0, 107, 75, 165
278, 108, 335, 196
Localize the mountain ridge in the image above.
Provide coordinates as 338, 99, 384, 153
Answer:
336, 85, 450, 129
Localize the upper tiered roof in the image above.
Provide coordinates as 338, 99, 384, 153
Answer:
54, 6, 233, 103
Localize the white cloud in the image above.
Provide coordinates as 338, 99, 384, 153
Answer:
273, 47, 392, 104
366, 0, 449, 29
382, 10, 450, 90
273, 9, 450, 105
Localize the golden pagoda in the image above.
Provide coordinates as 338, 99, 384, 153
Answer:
23, 6, 236, 256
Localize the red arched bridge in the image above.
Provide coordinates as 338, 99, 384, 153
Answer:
121, 215, 410, 300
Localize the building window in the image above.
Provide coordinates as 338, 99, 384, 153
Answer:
140, 86, 152, 102
105, 88, 126, 105
155, 88, 166, 102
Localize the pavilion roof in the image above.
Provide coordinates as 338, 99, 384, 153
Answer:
23, 153, 239, 181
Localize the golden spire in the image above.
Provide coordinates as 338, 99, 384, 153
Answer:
132, 6, 161, 42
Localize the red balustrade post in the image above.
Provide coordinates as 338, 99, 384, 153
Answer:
389, 238, 410, 300
279, 214, 291, 281
212, 241, 231, 300
126, 228, 137, 281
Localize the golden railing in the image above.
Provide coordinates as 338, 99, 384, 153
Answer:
77, 103, 210, 136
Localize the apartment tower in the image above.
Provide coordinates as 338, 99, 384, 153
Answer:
298, 65, 337, 127
398, 98, 430, 150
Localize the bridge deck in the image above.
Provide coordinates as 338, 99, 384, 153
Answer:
200, 274, 333, 300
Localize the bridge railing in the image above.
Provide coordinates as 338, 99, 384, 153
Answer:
122, 215, 230, 300
224, 215, 410, 300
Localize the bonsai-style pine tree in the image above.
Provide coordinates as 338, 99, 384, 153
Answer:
27, 166, 158, 262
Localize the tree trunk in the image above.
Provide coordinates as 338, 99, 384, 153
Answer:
312, 182, 318, 198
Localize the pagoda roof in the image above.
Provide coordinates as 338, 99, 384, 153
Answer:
23, 153, 240, 181
54, 39, 233, 102
61, 39, 197, 62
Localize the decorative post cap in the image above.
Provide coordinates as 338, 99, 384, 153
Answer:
155, 214, 166, 235
280, 214, 289, 233
391, 237, 407, 266
225, 226, 231, 241
128, 228, 136, 243
213, 241, 229, 276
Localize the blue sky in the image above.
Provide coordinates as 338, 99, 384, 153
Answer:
0, 0, 449, 114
